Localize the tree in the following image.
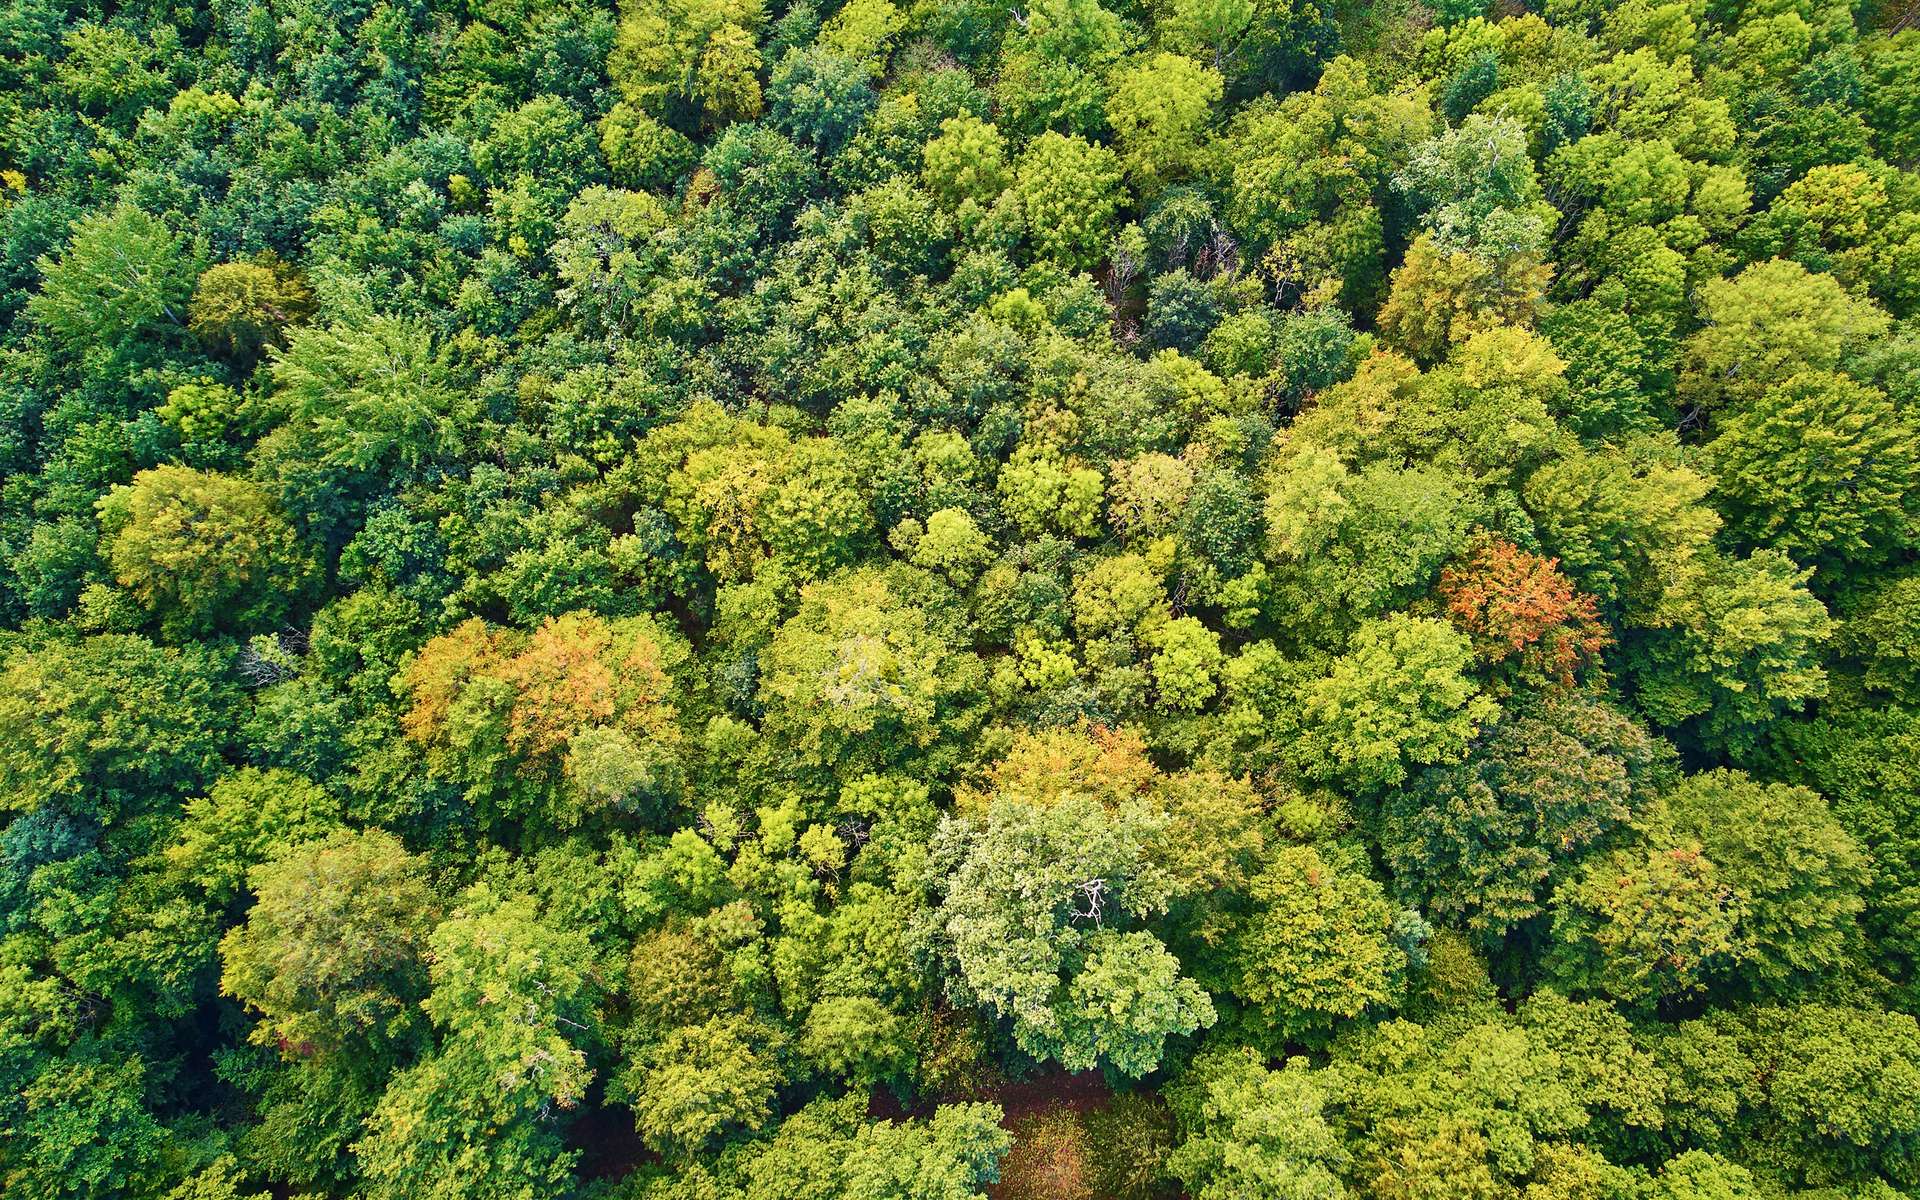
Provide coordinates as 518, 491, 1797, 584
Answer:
1167, 1046, 1352, 1200
1289, 615, 1499, 792
922, 114, 1010, 209
1547, 843, 1742, 1007
1382, 697, 1668, 939
262, 310, 469, 480
96, 466, 318, 639
758, 568, 982, 770
1218, 845, 1409, 1045
768, 48, 876, 153
1435, 539, 1609, 689
354, 888, 598, 1200
0, 633, 234, 821
165, 768, 340, 903
1378, 233, 1551, 363
1678, 259, 1890, 413
1703, 371, 1919, 577
600, 103, 699, 191
1396, 114, 1553, 261
5, 1049, 175, 1200
609, 0, 765, 129
1660, 771, 1869, 995
1105, 53, 1224, 193
27, 204, 193, 366
733, 1094, 1010, 1200
924, 767, 1210, 1075
800, 995, 910, 1085
1749, 1004, 1920, 1188
1626, 549, 1833, 754
627, 1016, 783, 1158
219, 829, 440, 1058
1012, 132, 1127, 271
1263, 452, 1480, 645
398, 611, 687, 825
188, 256, 314, 360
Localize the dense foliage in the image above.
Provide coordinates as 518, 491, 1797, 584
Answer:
2, 0, 1919, 1196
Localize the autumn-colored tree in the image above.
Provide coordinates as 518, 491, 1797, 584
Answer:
1436, 539, 1609, 688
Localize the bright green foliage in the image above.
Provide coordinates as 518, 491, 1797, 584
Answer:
1290, 615, 1500, 791
1168, 1047, 1352, 1200
903, 509, 994, 583
219, 829, 439, 1057
166, 768, 340, 903
1217, 845, 1409, 1045
96, 466, 317, 638
1149, 615, 1225, 711
758, 568, 981, 768
799, 995, 909, 1084
601, 103, 700, 191
355, 889, 599, 1200
418, 887, 600, 1109
188, 258, 313, 359
1263, 451, 1479, 644
261, 311, 469, 480
1012, 133, 1127, 270
1627, 550, 1833, 753
1703, 371, 1920, 575
27, 205, 194, 365
1058, 928, 1217, 1078
610, 0, 765, 128
731, 1094, 1009, 1200
922, 115, 1010, 209
628, 1016, 783, 1158
1678, 259, 1891, 412
1105, 53, 1224, 193
4, 0, 1919, 1193
1383, 697, 1668, 939
354, 1047, 579, 1200
0, 633, 233, 819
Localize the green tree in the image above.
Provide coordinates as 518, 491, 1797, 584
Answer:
165, 768, 340, 903
758, 568, 982, 770
922, 114, 1011, 209
96, 466, 318, 638
627, 1016, 784, 1158
1289, 615, 1500, 792
188, 257, 314, 360
1012, 132, 1127, 271
1626, 550, 1833, 754
1382, 698, 1669, 940
1167, 1046, 1352, 1200
610, 0, 765, 128
27, 204, 194, 367
925, 775, 1211, 1076
1105, 53, 1224, 193
0, 633, 233, 821
1703, 371, 1919, 577
261, 310, 469, 481
1218, 845, 1410, 1046
1678, 259, 1890, 413
1660, 771, 1869, 995
219, 829, 440, 1058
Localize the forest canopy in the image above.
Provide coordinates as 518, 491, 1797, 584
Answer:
3, 0, 1920, 1196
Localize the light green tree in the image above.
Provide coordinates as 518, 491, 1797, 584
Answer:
96, 466, 317, 638
1289, 615, 1500, 791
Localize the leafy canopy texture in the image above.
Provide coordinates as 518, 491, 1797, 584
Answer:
7, 1, 1920, 1198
